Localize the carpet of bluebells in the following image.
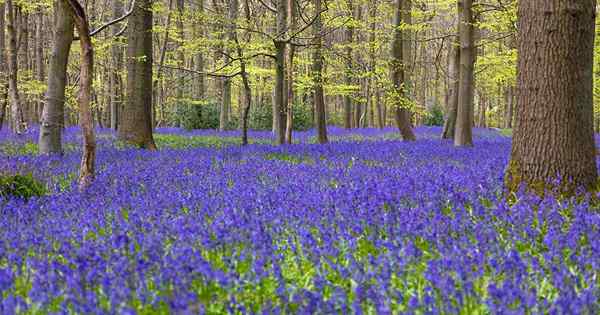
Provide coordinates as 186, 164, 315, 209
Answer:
0, 126, 599, 314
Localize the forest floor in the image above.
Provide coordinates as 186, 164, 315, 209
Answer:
0, 127, 598, 314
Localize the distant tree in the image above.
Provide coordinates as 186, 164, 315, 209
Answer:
506, 0, 598, 193
118, 0, 157, 149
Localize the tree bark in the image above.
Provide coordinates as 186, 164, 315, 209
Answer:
442, 43, 459, 139
110, 0, 124, 131
118, 0, 157, 149
313, 0, 328, 144
506, 0, 598, 194
284, 0, 296, 144
273, 0, 287, 145
454, 0, 475, 146
0, 3, 5, 131
220, 0, 237, 131
5, 0, 25, 134
343, 0, 353, 129
39, 0, 74, 154
194, 0, 206, 101
64, 0, 96, 190
391, 0, 416, 141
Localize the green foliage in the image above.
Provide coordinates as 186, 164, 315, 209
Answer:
423, 105, 445, 127
249, 102, 314, 131
155, 134, 242, 149
0, 142, 39, 156
0, 173, 47, 201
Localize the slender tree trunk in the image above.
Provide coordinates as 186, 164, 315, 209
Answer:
313, 0, 327, 143
273, 0, 287, 145
34, 12, 44, 122
64, 0, 96, 190
343, 0, 353, 129
442, 43, 459, 139
220, 0, 237, 131
454, 0, 475, 146
110, 0, 124, 131
239, 0, 252, 145
0, 3, 5, 131
5, 0, 24, 134
506, 0, 598, 194
39, 0, 73, 154
176, 0, 186, 124
391, 0, 416, 141
194, 0, 206, 101
284, 0, 296, 144
503, 86, 513, 129
118, 0, 157, 149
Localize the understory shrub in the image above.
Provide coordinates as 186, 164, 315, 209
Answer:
0, 173, 47, 200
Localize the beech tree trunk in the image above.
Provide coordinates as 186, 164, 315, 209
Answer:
313, 0, 327, 144
5, 0, 25, 134
110, 0, 124, 131
0, 3, 6, 130
442, 43, 459, 139
391, 0, 416, 141
343, 0, 353, 129
506, 0, 598, 194
118, 0, 157, 149
220, 0, 237, 131
35, 12, 44, 122
194, 0, 206, 101
39, 0, 74, 154
454, 0, 475, 146
64, 0, 96, 190
284, 0, 296, 144
273, 0, 288, 145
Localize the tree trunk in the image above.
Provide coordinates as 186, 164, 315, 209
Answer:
442, 43, 459, 139
313, 0, 327, 143
273, 0, 287, 145
454, 0, 475, 146
391, 0, 416, 141
5, 0, 25, 134
284, 0, 296, 144
0, 3, 5, 131
478, 92, 487, 128
194, 0, 206, 101
503, 86, 513, 129
343, 0, 353, 129
39, 0, 74, 154
118, 0, 157, 149
110, 0, 124, 131
506, 0, 598, 194
220, 0, 237, 131
35, 12, 44, 122
64, 0, 96, 190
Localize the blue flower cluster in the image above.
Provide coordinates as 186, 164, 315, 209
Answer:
0, 127, 598, 314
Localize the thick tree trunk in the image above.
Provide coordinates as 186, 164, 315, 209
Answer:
5, 0, 25, 134
39, 0, 73, 154
118, 0, 157, 149
64, 0, 96, 190
454, 0, 475, 146
313, 0, 327, 143
391, 0, 416, 141
442, 43, 459, 139
506, 0, 598, 194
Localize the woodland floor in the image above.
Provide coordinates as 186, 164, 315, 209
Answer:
0, 126, 599, 314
